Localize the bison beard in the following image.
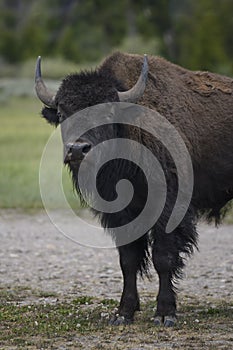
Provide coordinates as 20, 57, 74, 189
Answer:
35, 51, 233, 327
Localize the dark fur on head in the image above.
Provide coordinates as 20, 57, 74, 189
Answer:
55, 69, 125, 114
41, 67, 126, 126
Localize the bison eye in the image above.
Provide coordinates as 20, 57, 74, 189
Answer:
57, 111, 65, 123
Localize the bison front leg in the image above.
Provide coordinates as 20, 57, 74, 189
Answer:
152, 221, 197, 327
109, 236, 149, 325
152, 242, 178, 327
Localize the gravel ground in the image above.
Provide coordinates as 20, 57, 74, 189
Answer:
0, 209, 233, 301
0, 209, 233, 350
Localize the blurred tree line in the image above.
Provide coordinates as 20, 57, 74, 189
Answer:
0, 0, 232, 74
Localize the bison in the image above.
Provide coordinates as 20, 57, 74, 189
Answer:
35, 52, 233, 327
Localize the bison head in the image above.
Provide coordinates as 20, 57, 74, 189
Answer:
35, 55, 148, 166
35, 56, 149, 212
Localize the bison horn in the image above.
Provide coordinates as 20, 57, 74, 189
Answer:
35, 56, 56, 109
117, 54, 149, 103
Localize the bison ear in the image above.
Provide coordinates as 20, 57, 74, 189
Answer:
41, 107, 59, 126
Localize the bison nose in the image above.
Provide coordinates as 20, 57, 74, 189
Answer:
64, 142, 91, 163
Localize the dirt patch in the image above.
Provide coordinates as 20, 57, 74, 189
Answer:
0, 209, 233, 349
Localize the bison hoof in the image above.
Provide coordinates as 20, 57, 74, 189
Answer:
154, 316, 163, 326
164, 316, 176, 327
154, 315, 176, 327
109, 314, 133, 326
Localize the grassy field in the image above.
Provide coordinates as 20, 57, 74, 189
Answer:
0, 287, 232, 349
0, 96, 78, 209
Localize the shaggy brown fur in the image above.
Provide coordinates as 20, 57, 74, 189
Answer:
101, 52, 233, 222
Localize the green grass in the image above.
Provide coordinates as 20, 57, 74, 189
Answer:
0, 287, 232, 349
0, 96, 79, 209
